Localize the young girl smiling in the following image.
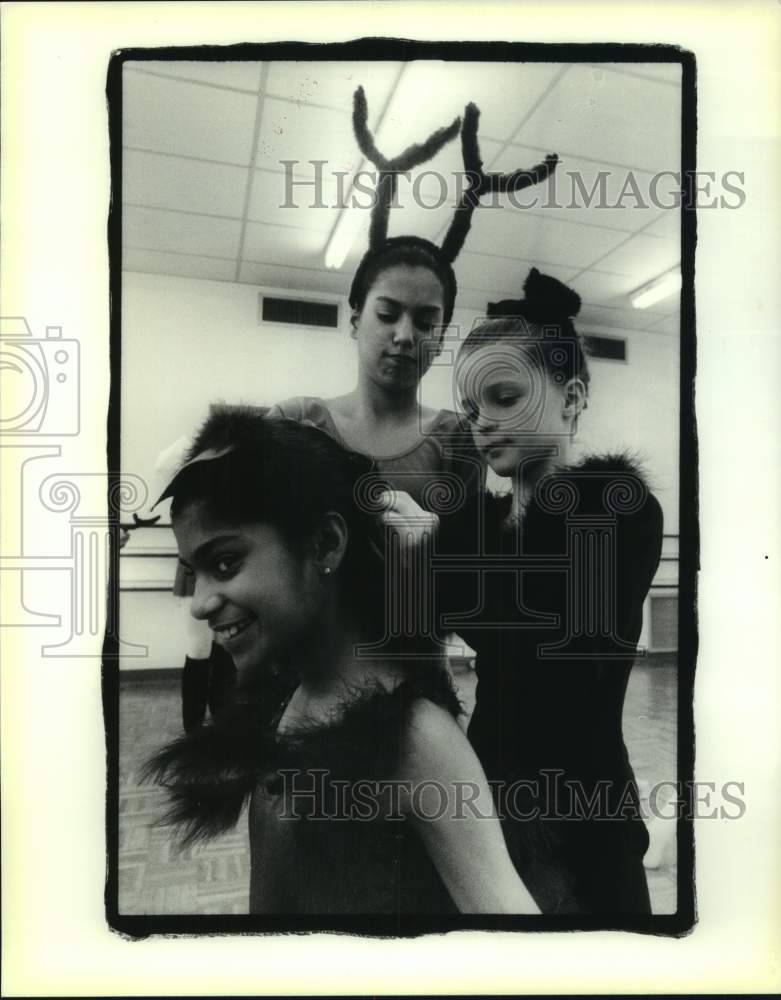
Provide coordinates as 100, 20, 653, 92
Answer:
146, 408, 540, 917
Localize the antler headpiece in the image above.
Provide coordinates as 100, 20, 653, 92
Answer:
440, 103, 559, 262
352, 85, 461, 250
348, 87, 559, 325
352, 87, 559, 258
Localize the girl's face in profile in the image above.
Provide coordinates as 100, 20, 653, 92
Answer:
457, 341, 571, 478
353, 265, 445, 391
174, 504, 323, 686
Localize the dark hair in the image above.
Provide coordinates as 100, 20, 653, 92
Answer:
147, 408, 451, 846
348, 236, 458, 330
459, 267, 590, 393
165, 406, 387, 630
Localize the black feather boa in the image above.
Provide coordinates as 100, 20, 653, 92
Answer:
143, 666, 461, 850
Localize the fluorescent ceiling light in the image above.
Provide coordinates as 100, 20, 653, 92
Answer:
324, 62, 445, 270
324, 209, 365, 269
630, 268, 682, 309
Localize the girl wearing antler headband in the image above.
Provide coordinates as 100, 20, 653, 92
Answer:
270, 87, 557, 514
145, 408, 541, 916
390, 268, 663, 915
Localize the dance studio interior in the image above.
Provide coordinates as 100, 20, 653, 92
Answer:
118, 59, 681, 916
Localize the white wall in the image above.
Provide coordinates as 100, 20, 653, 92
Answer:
122, 271, 353, 497
576, 325, 680, 535
120, 271, 679, 670
122, 270, 679, 531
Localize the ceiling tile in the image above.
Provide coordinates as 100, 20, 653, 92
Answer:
123, 70, 259, 165
595, 63, 683, 85
128, 60, 262, 92
339, 214, 374, 273
242, 222, 326, 267
591, 232, 680, 280
238, 261, 350, 296
265, 61, 400, 115
417, 136, 503, 203
642, 312, 681, 336
571, 268, 650, 305
305, 135, 502, 223
123, 248, 237, 281
248, 138, 497, 237
645, 296, 680, 317
247, 168, 340, 231
257, 98, 359, 176
463, 206, 628, 269
382, 190, 458, 244
381, 62, 563, 143
485, 140, 557, 174
123, 150, 249, 218
578, 302, 658, 331
516, 63, 680, 173
263, 61, 561, 145
123, 206, 242, 259
451, 288, 502, 313
121, 58, 685, 303
489, 147, 672, 232
571, 265, 681, 316
455, 252, 579, 297
642, 208, 681, 240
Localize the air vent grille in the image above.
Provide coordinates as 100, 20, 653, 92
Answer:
260, 295, 339, 329
583, 334, 627, 362
649, 594, 678, 651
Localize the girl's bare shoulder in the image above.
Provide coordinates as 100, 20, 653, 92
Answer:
399, 697, 469, 779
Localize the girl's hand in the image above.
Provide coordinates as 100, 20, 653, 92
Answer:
377, 490, 439, 548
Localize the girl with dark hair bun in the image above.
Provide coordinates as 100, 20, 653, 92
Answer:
145, 407, 541, 916
267, 234, 483, 737
350, 235, 458, 330
269, 234, 483, 509
270, 85, 557, 511
456, 267, 593, 495
390, 268, 663, 915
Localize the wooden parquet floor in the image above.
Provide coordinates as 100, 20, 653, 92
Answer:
118, 662, 679, 916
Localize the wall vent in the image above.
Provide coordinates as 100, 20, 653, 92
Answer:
648, 593, 678, 652
259, 294, 339, 329
583, 334, 627, 362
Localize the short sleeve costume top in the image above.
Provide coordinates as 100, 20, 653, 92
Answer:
147, 666, 462, 916
248, 670, 462, 915
267, 396, 484, 510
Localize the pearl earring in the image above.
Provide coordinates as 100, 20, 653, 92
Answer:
324, 566, 331, 575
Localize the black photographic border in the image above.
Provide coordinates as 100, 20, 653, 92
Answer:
104, 37, 697, 940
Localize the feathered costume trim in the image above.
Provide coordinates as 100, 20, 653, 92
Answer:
564, 451, 652, 484
144, 669, 462, 850
483, 452, 657, 528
